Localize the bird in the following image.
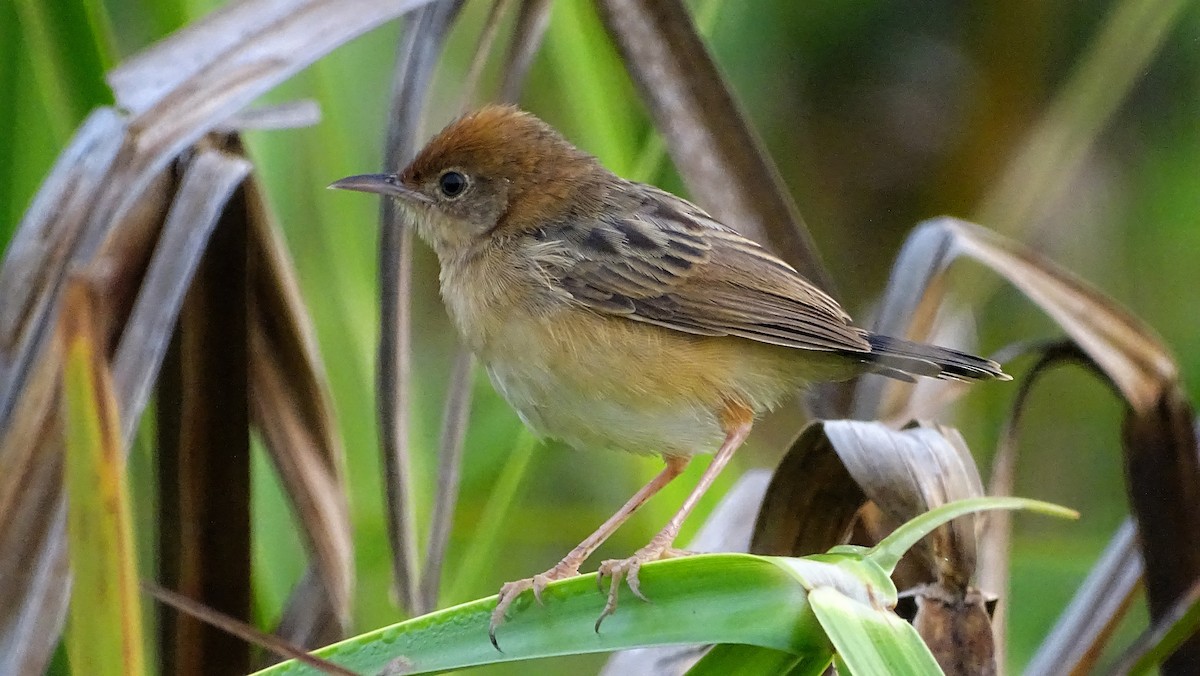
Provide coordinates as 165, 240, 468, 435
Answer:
330, 104, 1008, 646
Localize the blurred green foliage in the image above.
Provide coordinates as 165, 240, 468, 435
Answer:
5, 0, 1199, 673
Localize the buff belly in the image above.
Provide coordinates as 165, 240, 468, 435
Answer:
478, 309, 856, 457
485, 358, 728, 456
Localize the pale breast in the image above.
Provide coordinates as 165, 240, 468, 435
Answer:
478, 305, 831, 456
479, 311, 726, 455
437, 246, 845, 456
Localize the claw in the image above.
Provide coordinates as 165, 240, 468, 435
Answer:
489, 579, 533, 651
595, 573, 623, 633
489, 563, 581, 649
625, 562, 648, 602
532, 575, 547, 606
594, 556, 646, 632
593, 544, 697, 632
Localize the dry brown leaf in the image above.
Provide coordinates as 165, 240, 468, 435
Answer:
0, 138, 242, 676
753, 419, 995, 674
156, 156, 253, 675
852, 216, 1199, 670
244, 166, 353, 643
751, 423, 866, 557
939, 219, 1198, 670
0, 109, 126, 423
216, 100, 323, 133
111, 145, 252, 444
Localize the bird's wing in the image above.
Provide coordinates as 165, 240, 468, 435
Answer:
526, 185, 871, 353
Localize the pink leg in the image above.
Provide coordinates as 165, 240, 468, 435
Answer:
595, 410, 754, 629
489, 455, 690, 648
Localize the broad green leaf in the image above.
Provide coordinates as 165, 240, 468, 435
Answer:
254, 554, 827, 675
809, 586, 942, 676
60, 281, 145, 676
258, 497, 1076, 675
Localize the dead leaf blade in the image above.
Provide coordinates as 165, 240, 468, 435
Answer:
247, 171, 354, 639
376, 0, 465, 614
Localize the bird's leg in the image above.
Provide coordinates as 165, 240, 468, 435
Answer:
596, 403, 754, 629
489, 454, 690, 648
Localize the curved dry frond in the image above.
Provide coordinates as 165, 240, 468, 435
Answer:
244, 166, 354, 647
376, 0, 466, 615
852, 216, 1200, 670
753, 419, 995, 674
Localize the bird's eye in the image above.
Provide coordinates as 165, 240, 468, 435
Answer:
438, 171, 468, 198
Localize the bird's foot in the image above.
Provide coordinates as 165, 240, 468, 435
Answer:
594, 538, 692, 631
489, 560, 580, 650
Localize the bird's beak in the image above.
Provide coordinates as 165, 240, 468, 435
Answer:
327, 173, 433, 204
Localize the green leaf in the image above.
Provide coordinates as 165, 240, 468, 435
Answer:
60, 281, 145, 676
253, 553, 828, 676
256, 496, 1077, 675
808, 586, 943, 676
868, 497, 1079, 574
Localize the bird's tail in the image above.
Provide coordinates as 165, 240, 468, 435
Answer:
863, 334, 1010, 382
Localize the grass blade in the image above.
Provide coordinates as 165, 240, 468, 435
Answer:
869, 497, 1079, 575
60, 277, 145, 676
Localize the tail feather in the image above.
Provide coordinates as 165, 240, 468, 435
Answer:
863, 334, 1010, 382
